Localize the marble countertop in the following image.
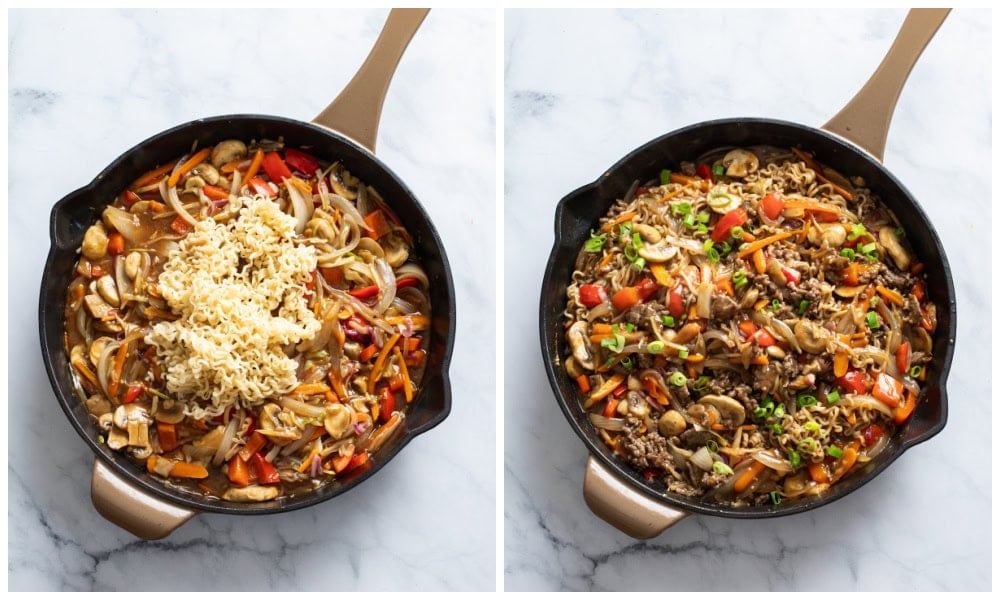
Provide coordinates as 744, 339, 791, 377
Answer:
8, 9, 496, 591
503, 8, 990, 591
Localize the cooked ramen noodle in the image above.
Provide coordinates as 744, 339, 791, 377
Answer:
65, 139, 430, 503
564, 146, 936, 506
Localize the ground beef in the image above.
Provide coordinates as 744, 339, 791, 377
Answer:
622, 301, 664, 326
753, 362, 779, 393
621, 423, 670, 469
679, 429, 717, 449
820, 252, 851, 274
710, 293, 738, 321
704, 370, 754, 406
902, 295, 923, 328
874, 263, 913, 289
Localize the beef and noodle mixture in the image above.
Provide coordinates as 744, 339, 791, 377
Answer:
65, 139, 430, 502
564, 146, 936, 507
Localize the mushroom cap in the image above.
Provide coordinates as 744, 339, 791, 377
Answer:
637, 242, 678, 263
722, 148, 760, 178
696, 394, 746, 427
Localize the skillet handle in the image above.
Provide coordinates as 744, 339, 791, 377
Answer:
583, 455, 688, 539
822, 8, 949, 162
312, 8, 429, 153
91, 459, 197, 540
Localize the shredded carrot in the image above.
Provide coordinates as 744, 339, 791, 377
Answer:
293, 382, 331, 396
368, 333, 401, 393
393, 346, 413, 403
324, 390, 339, 404
752, 248, 767, 274
783, 199, 842, 217
753, 298, 769, 312
790, 147, 854, 200
297, 449, 320, 473
658, 182, 693, 203
597, 253, 615, 271
734, 460, 767, 493
601, 211, 638, 233
685, 353, 705, 363
586, 374, 625, 407
131, 162, 175, 189
876, 285, 905, 307
71, 358, 100, 389
108, 341, 129, 399
591, 323, 614, 334
147, 200, 166, 213
166, 147, 211, 188
800, 218, 811, 245
386, 315, 430, 330
833, 350, 849, 377
715, 277, 734, 297
289, 176, 313, 196
168, 460, 209, 479
737, 229, 802, 259
328, 369, 347, 404
366, 413, 402, 453
243, 148, 265, 183
729, 355, 769, 366
576, 374, 591, 394
144, 307, 178, 321
831, 441, 861, 482
669, 172, 709, 191
650, 263, 672, 287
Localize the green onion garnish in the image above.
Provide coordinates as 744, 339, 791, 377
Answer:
788, 448, 801, 468
732, 269, 748, 289
706, 439, 719, 453
712, 461, 734, 475
760, 396, 774, 409
633, 232, 644, 248
603, 356, 616, 368
730, 226, 745, 240
585, 229, 607, 252
697, 211, 710, 224
660, 169, 673, 185
632, 257, 647, 271
696, 223, 708, 234
867, 311, 880, 329
620, 356, 634, 369
752, 407, 768, 421
669, 372, 687, 386
702, 240, 714, 252
772, 299, 781, 311
848, 223, 867, 241
773, 404, 785, 419
798, 299, 809, 315
661, 315, 675, 327
770, 491, 782, 505
870, 296, 878, 308
683, 214, 696, 228
707, 248, 720, 263
678, 348, 689, 359
804, 421, 820, 432
895, 227, 904, 238
646, 340, 665, 354
798, 438, 818, 453
712, 164, 725, 176
797, 394, 818, 407
673, 202, 691, 216
909, 365, 923, 378
840, 248, 856, 260
860, 242, 877, 255
826, 390, 841, 404
720, 241, 731, 255
625, 323, 635, 333
618, 221, 633, 241
691, 376, 711, 392
770, 423, 783, 434
827, 445, 844, 459
601, 324, 626, 353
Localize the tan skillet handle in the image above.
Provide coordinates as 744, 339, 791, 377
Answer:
583, 455, 688, 539
91, 459, 196, 540
823, 8, 950, 162
312, 8, 429, 153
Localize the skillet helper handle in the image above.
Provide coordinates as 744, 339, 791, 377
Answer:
312, 8, 429, 153
823, 8, 950, 162
583, 455, 688, 539
91, 459, 196, 540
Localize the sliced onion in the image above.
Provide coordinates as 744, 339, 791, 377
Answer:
371, 257, 397, 316
586, 300, 614, 322
278, 396, 327, 419
664, 234, 705, 254
212, 410, 241, 467
588, 413, 626, 431
96, 340, 121, 400
327, 289, 396, 334
696, 281, 713, 319
769, 317, 799, 352
328, 193, 371, 232
751, 449, 793, 474
166, 184, 200, 227
281, 425, 318, 456
285, 179, 314, 234
102, 206, 145, 243
843, 394, 895, 419
691, 446, 715, 471
394, 263, 429, 289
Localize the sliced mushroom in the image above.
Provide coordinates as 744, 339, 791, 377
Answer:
766, 259, 788, 287
97, 412, 114, 432
721, 149, 759, 178
626, 391, 649, 419
113, 404, 152, 448
834, 285, 866, 298
131, 446, 154, 460
182, 175, 206, 193
187, 426, 225, 462
124, 251, 143, 280
107, 426, 129, 450
637, 242, 678, 263
84, 293, 115, 320
879, 226, 911, 271
324, 403, 352, 440
696, 394, 746, 428
686, 402, 718, 428
382, 232, 410, 268
632, 224, 662, 244
257, 403, 299, 445
96, 274, 120, 307
567, 321, 595, 371
807, 223, 847, 248
153, 397, 186, 424
210, 140, 247, 168
192, 163, 220, 185
911, 326, 933, 354
223, 485, 280, 502
81, 222, 109, 260
563, 356, 583, 379
85, 395, 112, 417
658, 410, 687, 437
794, 319, 829, 354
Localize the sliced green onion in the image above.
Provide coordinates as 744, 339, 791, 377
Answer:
804, 421, 820, 432
770, 491, 782, 505
632, 232, 644, 248
770, 423, 783, 434
772, 404, 785, 419
752, 407, 768, 421
632, 257, 647, 271
673, 202, 691, 216
798, 299, 809, 315
706, 439, 719, 453
624, 243, 639, 261
826, 390, 841, 404
707, 247, 720, 263
696, 223, 708, 234
712, 461, 734, 475
585, 229, 607, 252
720, 241, 731, 255
625, 323, 635, 333
678, 348, 689, 359
647, 340, 665, 354
848, 223, 867, 241
738, 242, 750, 251
691, 376, 711, 392
683, 213, 695, 228
697, 211, 710, 224
798, 438, 818, 453
788, 448, 801, 468
660, 169, 673, 185
619, 221, 633, 241
797, 394, 818, 407
712, 164, 725, 176
840, 248, 856, 260
669, 372, 687, 386
603, 356, 616, 368
895, 227, 904, 238
827, 445, 844, 459
760, 396, 774, 409
866, 311, 880, 329
730, 226, 745, 240
772, 299, 781, 311
909, 365, 923, 378
732, 269, 748, 289
98, 435, 106, 445
860, 242, 877, 255
661, 315, 675, 327
620, 356, 634, 369
702, 240, 715, 252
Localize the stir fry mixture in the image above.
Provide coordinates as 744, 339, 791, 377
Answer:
65, 139, 430, 503
564, 146, 937, 506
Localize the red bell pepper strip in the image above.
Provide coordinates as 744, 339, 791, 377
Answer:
780, 264, 801, 286
636, 278, 658, 302
379, 387, 396, 423
284, 148, 320, 175
350, 285, 380, 299
331, 450, 354, 473
862, 424, 885, 447
711, 208, 748, 242
261, 152, 293, 184
760, 192, 785, 221
696, 163, 713, 181
170, 215, 193, 235
396, 277, 420, 290
228, 455, 250, 487
872, 372, 903, 408
251, 452, 280, 484
896, 342, 911, 375
579, 284, 609, 308
122, 190, 142, 206
753, 328, 777, 347
836, 369, 867, 394
359, 343, 378, 363
576, 374, 591, 394
346, 451, 369, 472
108, 232, 125, 256
123, 383, 144, 404
603, 397, 617, 418
364, 209, 393, 240
201, 184, 230, 201
238, 431, 267, 462
667, 284, 686, 318
612, 287, 640, 312
893, 389, 918, 424
248, 176, 276, 198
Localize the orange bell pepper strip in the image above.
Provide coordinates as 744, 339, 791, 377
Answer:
872, 372, 903, 408
808, 461, 831, 484
166, 147, 212, 189
733, 460, 767, 493
228, 455, 250, 487
156, 422, 179, 452
894, 389, 919, 424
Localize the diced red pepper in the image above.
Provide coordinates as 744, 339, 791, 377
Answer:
238, 431, 267, 462
170, 215, 193, 235
346, 451, 369, 472
284, 148, 320, 175
667, 284, 686, 318
840, 263, 860, 286
603, 397, 617, 418
836, 369, 867, 394
753, 328, 777, 347
636, 186, 649, 196
122, 190, 142, 206
248, 176, 276, 197
738, 320, 757, 339
396, 277, 420, 290
760, 192, 785, 221
612, 287, 640, 312
612, 384, 627, 399
579, 284, 609, 308
228, 455, 249, 487
780, 265, 801, 286
201, 184, 230, 200
261, 152, 293, 183
641, 467, 659, 482
696, 163, 713, 181
108, 232, 125, 256
862, 424, 885, 447
331, 450, 354, 474
636, 278, 658, 301
123, 383, 144, 404
711, 208, 748, 242
872, 372, 903, 408
251, 452, 280, 484
912, 281, 925, 302
896, 342, 911, 375
350, 285, 380, 299
379, 387, 396, 423
359, 343, 378, 363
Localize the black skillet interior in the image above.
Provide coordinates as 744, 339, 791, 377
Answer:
540, 118, 955, 518
40, 115, 456, 515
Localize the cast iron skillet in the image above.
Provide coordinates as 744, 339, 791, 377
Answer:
540, 9, 955, 538
39, 9, 455, 539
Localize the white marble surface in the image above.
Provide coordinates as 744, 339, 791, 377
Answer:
504, 9, 990, 591
8, 9, 496, 591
